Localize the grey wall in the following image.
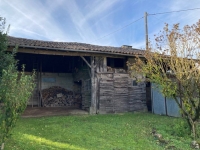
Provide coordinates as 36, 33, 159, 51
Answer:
41, 73, 74, 91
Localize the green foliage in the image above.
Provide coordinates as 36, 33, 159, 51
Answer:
0, 17, 16, 77
129, 20, 200, 139
0, 17, 35, 149
168, 119, 190, 137
0, 65, 35, 145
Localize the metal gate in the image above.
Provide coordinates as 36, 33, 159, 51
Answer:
151, 84, 181, 117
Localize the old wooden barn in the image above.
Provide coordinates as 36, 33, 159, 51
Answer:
7, 36, 148, 114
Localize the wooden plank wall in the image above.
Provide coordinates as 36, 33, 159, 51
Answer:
129, 83, 146, 111
99, 73, 114, 113
98, 73, 147, 113
113, 74, 129, 112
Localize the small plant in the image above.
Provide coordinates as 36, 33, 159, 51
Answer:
170, 120, 190, 137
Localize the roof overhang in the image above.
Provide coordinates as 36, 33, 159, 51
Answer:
7, 36, 145, 57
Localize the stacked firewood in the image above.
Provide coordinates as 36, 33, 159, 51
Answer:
42, 86, 81, 107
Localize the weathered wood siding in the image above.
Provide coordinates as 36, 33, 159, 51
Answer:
98, 73, 146, 113
129, 82, 146, 111
98, 73, 114, 113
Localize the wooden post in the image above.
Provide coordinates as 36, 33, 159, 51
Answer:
103, 57, 107, 72
96, 57, 100, 72
144, 12, 148, 50
90, 56, 97, 114
39, 56, 42, 107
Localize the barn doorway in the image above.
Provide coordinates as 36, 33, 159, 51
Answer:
146, 82, 152, 111
16, 53, 91, 110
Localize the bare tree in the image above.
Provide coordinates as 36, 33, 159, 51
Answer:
129, 20, 200, 139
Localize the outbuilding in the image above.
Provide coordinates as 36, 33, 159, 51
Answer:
7, 36, 148, 114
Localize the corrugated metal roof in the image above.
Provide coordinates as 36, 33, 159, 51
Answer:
7, 36, 145, 56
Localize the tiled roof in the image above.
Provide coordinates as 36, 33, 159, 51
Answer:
7, 36, 144, 56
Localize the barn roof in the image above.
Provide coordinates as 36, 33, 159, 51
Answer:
7, 36, 144, 56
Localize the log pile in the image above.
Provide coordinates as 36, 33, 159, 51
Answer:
42, 86, 81, 107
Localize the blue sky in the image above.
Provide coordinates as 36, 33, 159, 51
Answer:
0, 0, 200, 48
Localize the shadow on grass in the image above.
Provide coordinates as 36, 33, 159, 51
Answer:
23, 134, 87, 150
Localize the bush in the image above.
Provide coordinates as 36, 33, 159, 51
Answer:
170, 119, 190, 137
0, 16, 35, 150
0, 65, 35, 149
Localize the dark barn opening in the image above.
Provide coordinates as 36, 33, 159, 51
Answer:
146, 82, 152, 111
15, 53, 91, 110
107, 57, 125, 68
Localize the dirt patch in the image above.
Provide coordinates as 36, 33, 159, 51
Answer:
22, 107, 88, 118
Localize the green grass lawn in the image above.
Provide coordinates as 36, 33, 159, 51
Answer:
5, 112, 193, 150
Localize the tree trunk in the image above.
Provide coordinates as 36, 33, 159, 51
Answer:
192, 123, 196, 140
1, 143, 4, 150
174, 95, 199, 139
189, 118, 197, 140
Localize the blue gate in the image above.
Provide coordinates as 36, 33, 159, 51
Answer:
151, 84, 181, 117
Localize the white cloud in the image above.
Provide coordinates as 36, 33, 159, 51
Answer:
0, 0, 71, 41
62, 0, 124, 45
1, 0, 200, 48
63, 0, 96, 42
130, 40, 145, 49
80, 0, 122, 26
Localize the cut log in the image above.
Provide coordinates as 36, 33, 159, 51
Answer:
41, 86, 81, 107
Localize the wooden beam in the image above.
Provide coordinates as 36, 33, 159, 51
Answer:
7, 47, 131, 58
97, 57, 107, 72
80, 56, 91, 68
7, 47, 92, 56
90, 56, 97, 114
96, 57, 100, 72
103, 57, 107, 72
39, 55, 42, 107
